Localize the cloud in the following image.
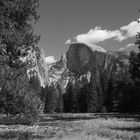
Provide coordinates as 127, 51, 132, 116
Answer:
76, 26, 121, 44
74, 19, 140, 44
65, 39, 72, 44
118, 47, 125, 51
45, 56, 56, 64
116, 20, 140, 41
119, 43, 135, 51
126, 43, 135, 48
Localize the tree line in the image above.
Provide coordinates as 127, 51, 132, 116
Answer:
0, 0, 43, 123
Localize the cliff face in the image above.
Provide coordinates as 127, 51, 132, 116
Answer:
44, 54, 70, 112
28, 44, 129, 113
0, 43, 129, 113
47, 43, 129, 113
20, 47, 50, 87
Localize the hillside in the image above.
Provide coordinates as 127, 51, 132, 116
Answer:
45, 43, 130, 113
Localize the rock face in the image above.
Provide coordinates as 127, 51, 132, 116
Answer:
66, 43, 129, 112
44, 54, 70, 112
20, 47, 49, 87
66, 43, 107, 75
24, 42, 129, 113
47, 43, 129, 113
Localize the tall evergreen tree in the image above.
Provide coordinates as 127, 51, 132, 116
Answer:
129, 20, 140, 85
0, 0, 42, 122
0, 0, 40, 67
135, 20, 140, 84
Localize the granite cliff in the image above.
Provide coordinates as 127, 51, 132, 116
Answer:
19, 43, 129, 113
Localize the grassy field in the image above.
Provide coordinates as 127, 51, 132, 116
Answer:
0, 113, 140, 140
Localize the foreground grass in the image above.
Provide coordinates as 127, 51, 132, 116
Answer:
0, 113, 140, 140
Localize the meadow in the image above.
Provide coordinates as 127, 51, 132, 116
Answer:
0, 113, 140, 140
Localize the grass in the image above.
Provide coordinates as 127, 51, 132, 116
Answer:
0, 113, 140, 140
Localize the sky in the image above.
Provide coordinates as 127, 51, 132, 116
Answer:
34, 0, 140, 62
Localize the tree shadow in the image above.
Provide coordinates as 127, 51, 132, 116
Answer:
0, 115, 31, 125
90, 113, 140, 122
111, 127, 140, 132
38, 113, 140, 123
39, 113, 99, 123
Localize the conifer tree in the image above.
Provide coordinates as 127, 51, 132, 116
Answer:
129, 20, 140, 85
0, 0, 42, 122
0, 0, 40, 67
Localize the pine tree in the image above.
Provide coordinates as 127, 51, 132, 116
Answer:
0, 0, 40, 67
135, 21, 140, 84
63, 82, 73, 112
129, 51, 139, 80
129, 20, 140, 85
87, 66, 99, 112
0, 0, 42, 122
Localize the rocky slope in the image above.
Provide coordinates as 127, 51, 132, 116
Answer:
47, 43, 130, 113
21, 47, 49, 87
23, 43, 130, 113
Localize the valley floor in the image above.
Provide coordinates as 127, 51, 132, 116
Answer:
0, 113, 140, 140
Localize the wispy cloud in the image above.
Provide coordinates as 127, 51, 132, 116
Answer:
45, 56, 56, 64
126, 43, 135, 48
73, 19, 140, 45
65, 39, 72, 44
118, 43, 135, 51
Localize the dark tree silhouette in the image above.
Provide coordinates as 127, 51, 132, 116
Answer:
0, 0, 40, 67
0, 0, 42, 122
